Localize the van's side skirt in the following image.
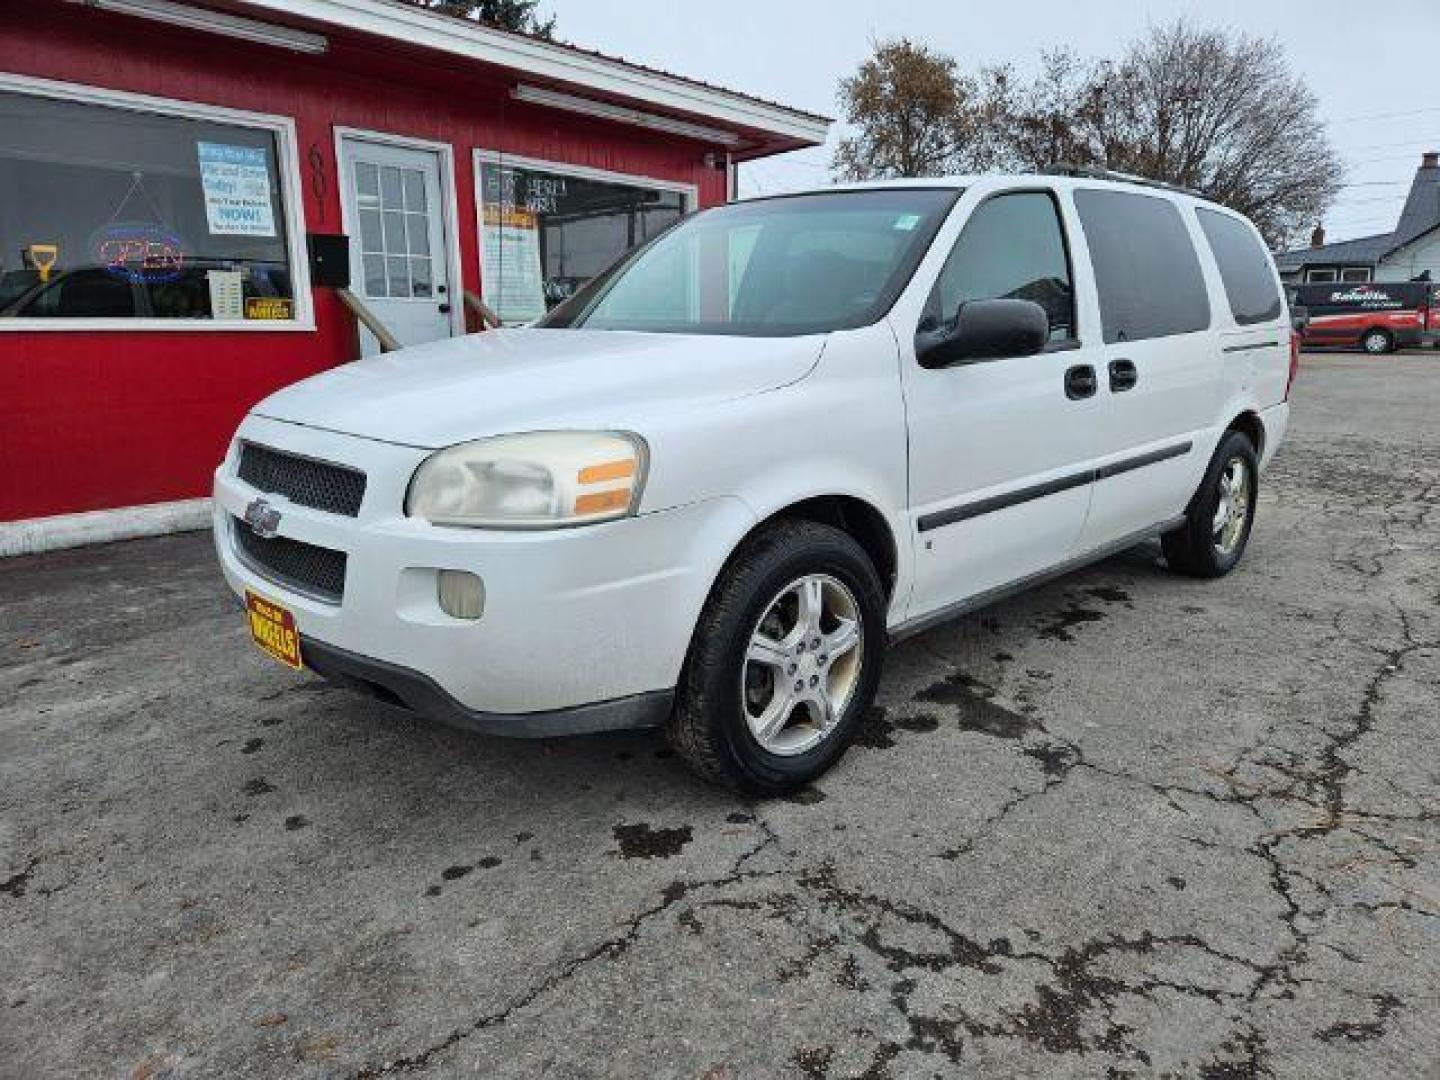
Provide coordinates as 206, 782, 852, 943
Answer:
915, 441, 1192, 534
889, 515, 1187, 644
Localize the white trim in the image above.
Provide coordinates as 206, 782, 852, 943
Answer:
68, 0, 328, 54
473, 150, 699, 203
0, 71, 314, 333
472, 149, 698, 324
334, 126, 466, 339
0, 499, 212, 558
231, 0, 829, 147
511, 84, 740, 146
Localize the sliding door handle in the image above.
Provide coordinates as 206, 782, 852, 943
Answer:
1064, 364, 1098, 400
1108, 358, 1138, 392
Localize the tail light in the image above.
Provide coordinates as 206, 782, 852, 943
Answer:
1285, 330, 1300, 400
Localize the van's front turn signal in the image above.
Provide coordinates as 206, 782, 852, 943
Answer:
406, 431, 647, 528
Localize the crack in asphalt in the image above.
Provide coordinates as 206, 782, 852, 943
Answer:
352, 817, 784, 1077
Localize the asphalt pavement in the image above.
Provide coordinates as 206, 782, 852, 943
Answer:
2, 352, 1437, 1078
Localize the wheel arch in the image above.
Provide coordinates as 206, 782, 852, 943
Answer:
745, 494, 900, 599
1225, 409, 1266, 460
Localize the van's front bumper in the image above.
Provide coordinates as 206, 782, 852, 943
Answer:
298, 636, 673, 737
215, 415, 755, 728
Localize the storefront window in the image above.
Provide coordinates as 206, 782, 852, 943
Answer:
476, 156, 687, 324
0, 88, 297, 323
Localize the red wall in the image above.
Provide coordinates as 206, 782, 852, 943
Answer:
0, 6, 727, 521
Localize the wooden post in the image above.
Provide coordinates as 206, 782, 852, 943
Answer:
336, 288, 402, 353
463, 289, 501, 330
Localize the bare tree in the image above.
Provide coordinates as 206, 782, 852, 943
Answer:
832, 40, 981, 180
399, 0, 555, 38
995, 23, 1342, 247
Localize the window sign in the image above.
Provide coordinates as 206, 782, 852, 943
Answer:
476, 156, 687, 325
0, 88, 297, 322
197, 142, 277, 237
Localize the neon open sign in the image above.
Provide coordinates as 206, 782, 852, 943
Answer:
95, 224, 186, 284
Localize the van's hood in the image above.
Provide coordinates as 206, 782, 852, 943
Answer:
252, 328, 824, 448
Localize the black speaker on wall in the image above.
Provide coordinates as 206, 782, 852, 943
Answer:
307, 233, 351, 289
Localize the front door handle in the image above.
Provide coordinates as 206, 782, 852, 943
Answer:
437, 302, 452, 314
1109, 358, 1138, 392
1064, 364, 1098, 400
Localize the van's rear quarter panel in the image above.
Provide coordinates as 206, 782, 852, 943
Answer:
0, 5, 725, 521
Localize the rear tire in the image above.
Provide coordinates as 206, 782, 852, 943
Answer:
1162, 430, 1259, 579
666, 519, 887, 794
1361, 328, 1394, 355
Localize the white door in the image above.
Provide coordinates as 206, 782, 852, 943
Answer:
1068, 188, 1219, 549
902, 189, 1103, 620
341, 137, 453, 355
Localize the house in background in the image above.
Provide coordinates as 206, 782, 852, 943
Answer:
1276, 152, 1440, 285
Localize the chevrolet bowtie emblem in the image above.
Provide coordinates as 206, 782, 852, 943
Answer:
243, 497, 282, 539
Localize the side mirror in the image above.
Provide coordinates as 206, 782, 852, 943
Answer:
1290, 304, 1310, 333
916, 298, 1050, 369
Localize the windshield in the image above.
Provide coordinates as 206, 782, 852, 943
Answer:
540, 188, 960, 336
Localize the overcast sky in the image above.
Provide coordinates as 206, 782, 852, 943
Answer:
550, 0, 1439, 245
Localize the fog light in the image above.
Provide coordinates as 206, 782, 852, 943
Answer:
437, 570, 484, 619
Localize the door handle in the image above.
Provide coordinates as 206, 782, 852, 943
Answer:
1108, 358, 1138, 392
1064, 364, 1098, 400
437, 303, 452, 314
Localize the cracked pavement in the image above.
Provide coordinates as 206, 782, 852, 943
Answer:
2, 352, 1438, 1078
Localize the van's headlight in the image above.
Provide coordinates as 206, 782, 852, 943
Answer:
405, 431, 648, 528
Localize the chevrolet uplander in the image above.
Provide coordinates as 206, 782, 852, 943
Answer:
215, 173, 1295, 792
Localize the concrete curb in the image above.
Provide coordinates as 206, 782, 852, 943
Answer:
0, 499, 213, 558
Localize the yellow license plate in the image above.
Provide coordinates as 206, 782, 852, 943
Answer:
246, 590, 303, 670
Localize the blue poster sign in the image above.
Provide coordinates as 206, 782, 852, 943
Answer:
197, 142, 276, 237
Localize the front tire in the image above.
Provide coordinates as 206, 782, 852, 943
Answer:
666, 519, 887, 793
1162, 430, 1259, 579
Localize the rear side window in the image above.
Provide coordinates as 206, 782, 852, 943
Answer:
1074, 189, 1210, 343
930, 191, 1075, 341
1196, 208, 1283, 325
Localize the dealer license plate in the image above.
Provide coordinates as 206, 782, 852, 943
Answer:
246, 591, 303, 670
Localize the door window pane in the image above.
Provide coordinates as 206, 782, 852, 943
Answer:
363, 254, 387, 297
382, 212, 406, 254
1196, 207, 1283, 325
358, 210, 382, 253
387, 256, 410, 298
402, 170, 427, 213
380, 167, 403, 211
0, 89, 295, 321
931, 191, 1075, 340
478, 159, 687, 324
355, 162, 379, 199
406, 214, 430, 255
1075, 188, 1210, 343
410, 257, 433, 297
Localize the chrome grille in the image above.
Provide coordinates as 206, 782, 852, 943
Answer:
238, 442, 366, 517
232, 518, 347, 604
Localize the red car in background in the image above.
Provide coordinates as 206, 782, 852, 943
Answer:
1289, 281, 1439, 354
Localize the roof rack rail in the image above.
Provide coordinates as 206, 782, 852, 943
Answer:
1046, 162, 1203, 199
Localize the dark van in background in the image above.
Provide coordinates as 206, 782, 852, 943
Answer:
1289, 281, 1439, 354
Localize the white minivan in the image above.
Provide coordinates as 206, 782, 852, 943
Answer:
215, 173, 1295, 792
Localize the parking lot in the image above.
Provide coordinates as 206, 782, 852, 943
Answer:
2, 352, 1437, 1078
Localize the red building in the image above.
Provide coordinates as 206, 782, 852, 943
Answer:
0, 0, 826, 551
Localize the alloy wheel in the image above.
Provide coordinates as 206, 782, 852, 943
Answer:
741, 573, 864, 756
1212, 456, 1252, 556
